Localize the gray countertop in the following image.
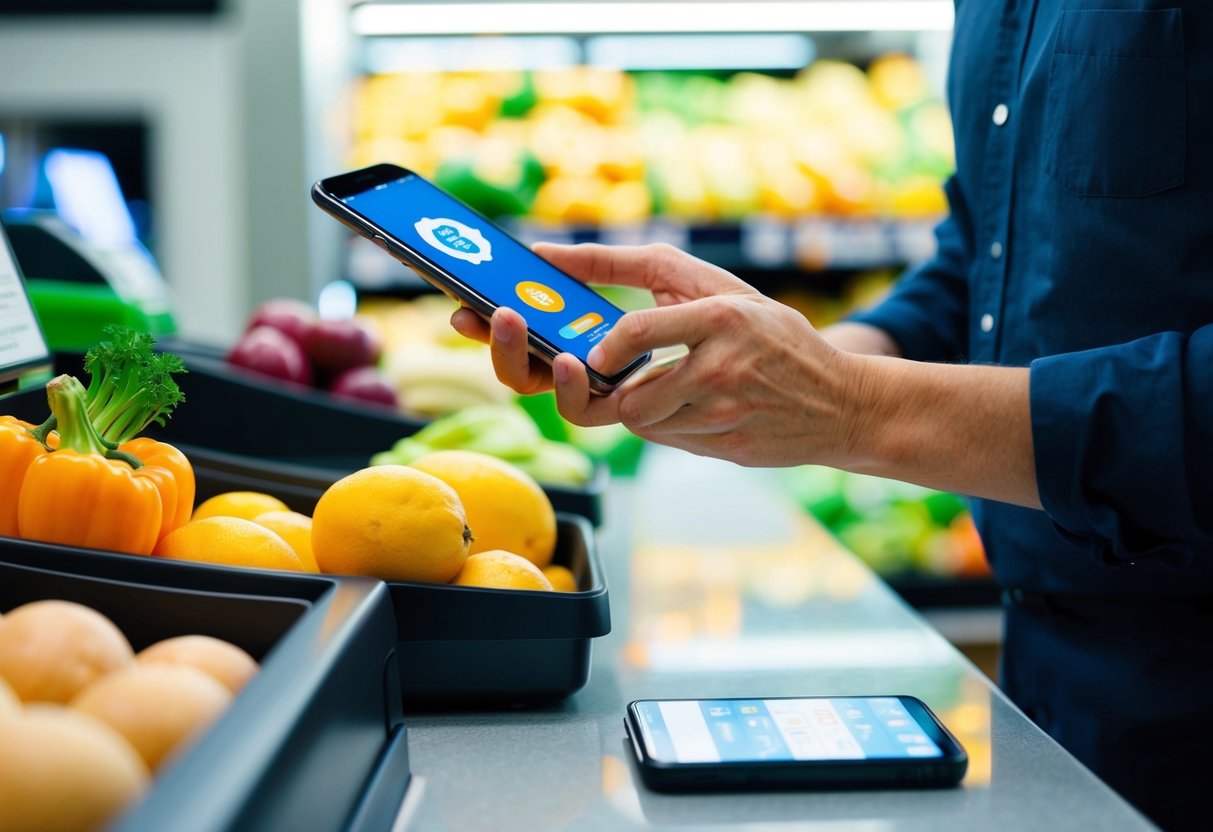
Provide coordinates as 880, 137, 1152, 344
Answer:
400, 447, 1154, 831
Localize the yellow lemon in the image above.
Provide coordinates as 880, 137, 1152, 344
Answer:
409, 450, 557, 568
193, 491, 289, 522
154, 517, 305, 572
451, 550, 554, 591
311, 465, 471, 583
541, 564, 578, 593
251, 510, 319, 572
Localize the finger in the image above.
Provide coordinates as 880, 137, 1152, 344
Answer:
552, 353, 624, 428
614, 361, 694, 430
450, 306, 490, 345
587, 299, 725, 376
489, 307, 552, 394
534, 242, 746, 296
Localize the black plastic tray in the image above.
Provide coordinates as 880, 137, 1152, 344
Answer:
0, 539, 410, 832
8, 350, 606, 524
391, 513, 611, 708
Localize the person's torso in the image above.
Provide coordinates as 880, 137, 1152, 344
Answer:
951, 0, 1213, 593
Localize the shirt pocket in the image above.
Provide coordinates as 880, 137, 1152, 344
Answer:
1044, 8, 1186, 198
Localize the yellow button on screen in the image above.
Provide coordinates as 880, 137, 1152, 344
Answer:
559, 313, 603, 339
515, 281, 565, 313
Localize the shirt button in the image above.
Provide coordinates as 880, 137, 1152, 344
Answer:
980, 313, 994, 333
992, 103, 1009, 126
990, 241, 1003, 259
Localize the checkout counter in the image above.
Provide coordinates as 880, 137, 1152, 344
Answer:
399, 446, 1155, 831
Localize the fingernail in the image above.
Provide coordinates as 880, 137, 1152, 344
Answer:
555, 358, 570, 384
491, 312, 512, 344
587, 345, 604, 371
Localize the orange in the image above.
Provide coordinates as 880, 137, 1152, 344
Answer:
312, 465, 471, 583
542, 564, 578, 593
138, 635, 259, 694
451, 550, 554, 592
251, 510, 319, 572
72, 664, 232, 772
193, 491, 289, 522
0, 600, 134, 703
409, 450, 557, 568
0, 704, 149, 832
154, 517, 304, 572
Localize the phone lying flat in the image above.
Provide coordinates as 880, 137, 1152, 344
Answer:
625, 695, 968, 792
312, 163, 650, 394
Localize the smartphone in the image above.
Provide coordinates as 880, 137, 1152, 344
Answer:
312, 163, 651, 394
625, 695, 967, 792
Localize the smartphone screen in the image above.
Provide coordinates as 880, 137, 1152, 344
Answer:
632, 696, 947, 764
333, 171, 633, 369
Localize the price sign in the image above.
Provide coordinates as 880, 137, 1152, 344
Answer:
0, 224, 51, 387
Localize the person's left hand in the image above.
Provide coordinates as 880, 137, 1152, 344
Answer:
534, 243, 865, 469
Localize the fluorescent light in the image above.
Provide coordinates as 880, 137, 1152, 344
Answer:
351, 2, 955, 36
587, 34, 814, 71
43, 148, 137, 249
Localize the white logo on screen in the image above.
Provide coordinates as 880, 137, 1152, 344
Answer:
414, 217, 493, 265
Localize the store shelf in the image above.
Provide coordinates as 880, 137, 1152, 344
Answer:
345, 216, 940, 291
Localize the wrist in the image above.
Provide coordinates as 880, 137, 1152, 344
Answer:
832, 353, 911, 476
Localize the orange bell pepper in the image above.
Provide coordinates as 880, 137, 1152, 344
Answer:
1, 416, 49, 538
120, 437, 196, 543
17, 376, 166, 556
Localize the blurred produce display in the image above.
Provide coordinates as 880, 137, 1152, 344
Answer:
351, 55, 954, 227
781, 466, 989, 581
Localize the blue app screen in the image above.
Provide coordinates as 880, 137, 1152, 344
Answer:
341, 174, 627, 364
634, 698, 944, 763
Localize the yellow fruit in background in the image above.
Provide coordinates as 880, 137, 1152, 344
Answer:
451, 551, 554, 592
72, 664, 232, 772
251, 510, 319, 572
137, 635, 259, 695
541, 564, 578, 593
154, 517, 304, 573
409, 450, 558, 568
0, 704, 149, 832
193, 491, 289, 522
311, 465, 472, 583
0, 600, 133, 703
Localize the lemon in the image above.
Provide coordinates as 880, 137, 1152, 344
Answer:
154, 517, 305, 572
541, 564, 578, 593
193, 491, 289, 522
409, 450, 557, 568
451, 550, 554, 591
251, 510, 319, 572
311, 465, 472, 583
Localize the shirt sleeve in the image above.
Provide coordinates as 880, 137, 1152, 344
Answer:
1031, 327, 1213, 569
846, 175, 973, 363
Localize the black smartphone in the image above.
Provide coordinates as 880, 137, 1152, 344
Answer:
312, 163, 651, 394
625, 695, 967, 793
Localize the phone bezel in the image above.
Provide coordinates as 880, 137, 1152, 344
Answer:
312, 163, 651, 393
624, 695, 968, 792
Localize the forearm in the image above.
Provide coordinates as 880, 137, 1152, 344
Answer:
842, 355, 1040, 508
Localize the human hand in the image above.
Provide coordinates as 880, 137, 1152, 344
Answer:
514, 243, 865, 468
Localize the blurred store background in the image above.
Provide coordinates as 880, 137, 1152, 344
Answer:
0, 0, 1000, 674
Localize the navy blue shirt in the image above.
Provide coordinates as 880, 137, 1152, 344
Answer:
852, 0, 1213, 597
